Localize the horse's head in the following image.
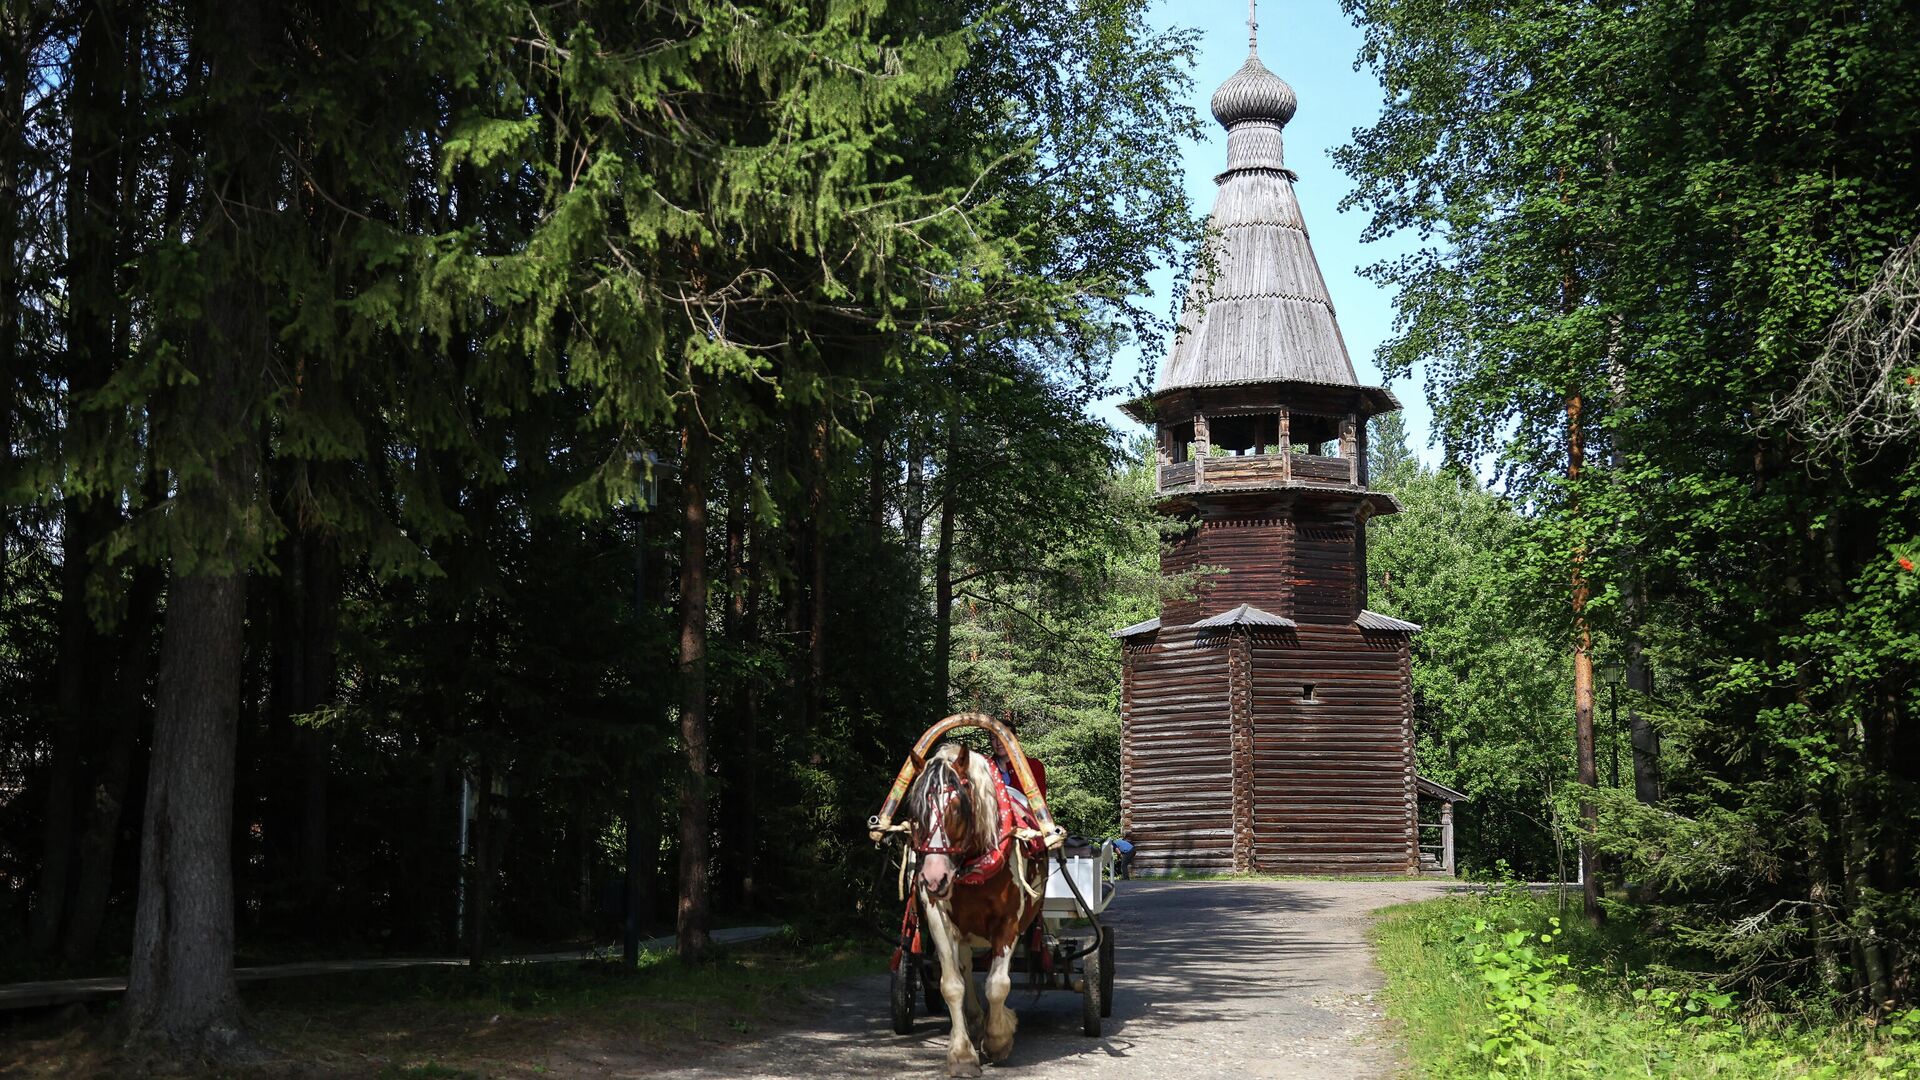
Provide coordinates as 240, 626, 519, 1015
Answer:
907, 742, 995, 900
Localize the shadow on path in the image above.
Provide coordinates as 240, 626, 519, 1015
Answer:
630, 879, 1453, 1080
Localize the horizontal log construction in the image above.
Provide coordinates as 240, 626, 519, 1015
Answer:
1122, 627, 1236, 875
1248, 625, 1414, 872
1291, 454, 1350, 485
1122, 606, 1418, 876
1160, 512, 1294, 625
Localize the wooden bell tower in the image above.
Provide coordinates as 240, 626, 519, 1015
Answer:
1115, 19, 1421, 875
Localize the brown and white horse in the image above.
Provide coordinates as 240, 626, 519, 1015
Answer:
905, 742, 1045, 1077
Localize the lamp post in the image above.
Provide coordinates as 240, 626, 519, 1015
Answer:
625, 450, 662, 967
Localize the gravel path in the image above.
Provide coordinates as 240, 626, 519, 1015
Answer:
651, 878, 1455, 1079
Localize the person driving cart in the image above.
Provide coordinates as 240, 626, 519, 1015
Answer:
991, 713, 1046, 809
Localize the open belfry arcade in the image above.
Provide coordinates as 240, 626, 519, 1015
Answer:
1115, 9, 1460, 876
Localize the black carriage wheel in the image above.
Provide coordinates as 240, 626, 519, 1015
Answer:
923, 959, 942, 1013
890, 963, 916, 1035
1098, 927, 1116, 1017
1081, 943, 1104, 1037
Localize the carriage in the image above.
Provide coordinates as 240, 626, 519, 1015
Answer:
869, 714, 1121, 1041
890, 836, 1121, 1036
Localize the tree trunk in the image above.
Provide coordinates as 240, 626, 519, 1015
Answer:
0, 0, 29, 605
272, 525, 339, 906
867, 422, 887, 545
1808, 826, 1846, 993
903, 440, 926, 554
1568, 387, 1603, 927
623, 779, 647, 956
34, 0, 133, 954
467, 766, 495, 967
1606, 314, 1662, 813
675, 417, 712, 962
123, 0, 271, 1053
1558, 206, 1602, 927
626, 773, 661, 938
734, 668, 760, 911
125, 571, 251, 1053
575, 804, 594, 924
721, 454, 758, 909
61, 557, 163, 962
1843, 801, 1893, 1010
932, 449, 958, 713
805, 418, 828, 741
624, 500, 656, 964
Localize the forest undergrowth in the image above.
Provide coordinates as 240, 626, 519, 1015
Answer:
0, 933, 873, 1079
1374, 885, 1920, 1078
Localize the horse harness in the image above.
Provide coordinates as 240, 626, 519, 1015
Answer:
912, 766, 1030, 886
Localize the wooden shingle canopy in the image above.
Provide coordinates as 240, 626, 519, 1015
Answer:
1116, 12, 1440, 876
1416, 775, 1468, 804
1192, 603, 1296, 630
1115, 606, 1417, 640
1356, 609, 1421, 633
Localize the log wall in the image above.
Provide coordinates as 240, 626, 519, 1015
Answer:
1125, 442, 1417, 875
1290, 454, 1351, 485
1160, 514, 1295, 626
1120, 627, 1237, 875
1292, 520, 1357, 622
1247, 626, 1415, 873
1119, 623, 1417, 875
1159, 460, 1196, 489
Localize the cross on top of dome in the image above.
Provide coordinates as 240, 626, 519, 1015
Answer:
1210, 1, 1297, 130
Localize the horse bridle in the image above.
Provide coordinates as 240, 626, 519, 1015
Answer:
911, 775, 973, 857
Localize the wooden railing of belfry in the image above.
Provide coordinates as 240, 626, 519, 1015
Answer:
1155, 452, 1362, 493
1290, 454, 1351, 484
868, 712, 1067, 850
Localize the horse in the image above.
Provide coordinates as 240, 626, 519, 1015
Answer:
904, 741, 1046, 1077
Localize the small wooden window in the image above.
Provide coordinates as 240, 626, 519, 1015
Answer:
1301, 683, 1317, 702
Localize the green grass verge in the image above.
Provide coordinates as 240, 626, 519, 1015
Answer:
252, 932, 880, 1077
246, 930, 874, 1021
1372, 889, 1920, 1078
0, 932, 881, 1078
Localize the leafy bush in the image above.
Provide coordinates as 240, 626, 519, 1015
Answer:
1377, 888, 1920, 1078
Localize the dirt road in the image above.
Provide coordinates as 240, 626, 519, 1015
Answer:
647, 878, 1454, 1079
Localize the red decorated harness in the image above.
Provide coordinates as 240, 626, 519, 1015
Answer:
912, 764, 1041, 886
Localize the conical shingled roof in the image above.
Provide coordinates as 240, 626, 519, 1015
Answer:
1159, 39, 1359, 393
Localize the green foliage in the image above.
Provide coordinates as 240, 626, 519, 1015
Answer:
949, 438, 1173, 839
0, 0, 1204, 991
1369, 413, 1574, 877
1344, 0, 1920, 1004
1377, 891, 1920, 1078
1465, 907, 1574, 1072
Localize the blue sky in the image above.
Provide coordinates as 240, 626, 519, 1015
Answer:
1102, 0, 1435, 463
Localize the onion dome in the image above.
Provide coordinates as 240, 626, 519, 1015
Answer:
1154, 31, 1368, 394
1210, 52, 1297, 130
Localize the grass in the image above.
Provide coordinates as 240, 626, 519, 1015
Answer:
0, 931, 880, 1078
0, 913, 789, 985
1371, 889, 1920, 1078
